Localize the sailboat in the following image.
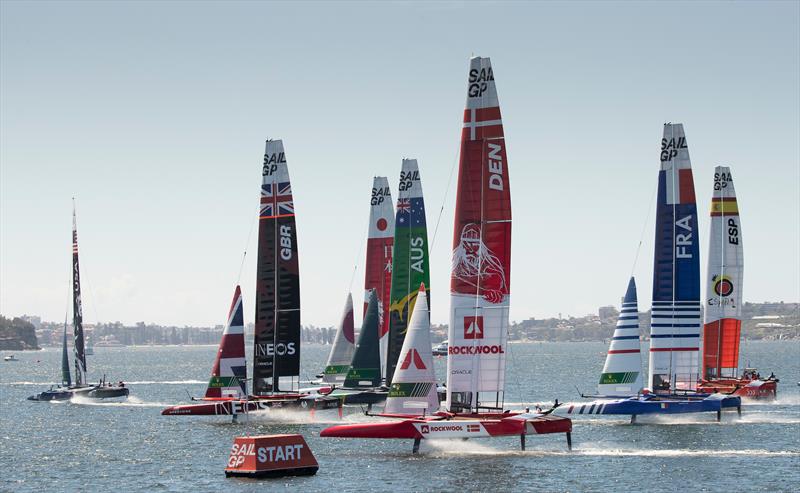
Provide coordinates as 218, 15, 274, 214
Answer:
321, 57, 573, 453
386, 159, 430, 387
563, 125, 741, 421
29, 202, 129, 401
162, 140, 339, 416
363, 176, 395, 376
696, 166, 778, 399
320, 294, 356, 384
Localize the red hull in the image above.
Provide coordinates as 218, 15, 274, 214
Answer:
697, 378, 778, 400
320, 412, 571, 440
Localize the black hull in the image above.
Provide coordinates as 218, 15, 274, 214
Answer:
334, 389, 388, 405
27, 385, 129, 402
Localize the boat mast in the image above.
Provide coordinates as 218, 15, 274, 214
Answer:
71, 200, 87, 386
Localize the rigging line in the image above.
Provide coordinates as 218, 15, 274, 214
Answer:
630, 179, 659, 278
430, 131, 462, 249
348, 199, 371, 294
236, 203, 261, 287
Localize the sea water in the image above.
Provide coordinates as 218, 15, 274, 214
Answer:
1, 341, 797, 492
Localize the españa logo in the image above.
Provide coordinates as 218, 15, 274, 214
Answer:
713, 274, 734, 297
399, 348, 427, 370
464, 316, 484, 339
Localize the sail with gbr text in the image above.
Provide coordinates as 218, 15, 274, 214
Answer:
253, 140, 301, 395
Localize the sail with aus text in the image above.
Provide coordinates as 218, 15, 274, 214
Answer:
386, 160, 430, 386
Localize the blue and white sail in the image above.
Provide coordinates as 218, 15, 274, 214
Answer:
598, 277, 643, 396
648, 123, 701, 393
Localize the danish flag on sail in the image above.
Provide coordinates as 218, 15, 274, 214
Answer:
205, 286, 247, 399
446, 56, 511, 411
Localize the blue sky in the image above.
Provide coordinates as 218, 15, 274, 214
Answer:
1, 1, 798, 327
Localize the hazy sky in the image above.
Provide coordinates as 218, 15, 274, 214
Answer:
2, 1, 798, 328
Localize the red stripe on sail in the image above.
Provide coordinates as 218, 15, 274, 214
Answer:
608, 349, 640, 354
364, 237, 393, 337
679, 169, 696, 203
702, 318, 741, 375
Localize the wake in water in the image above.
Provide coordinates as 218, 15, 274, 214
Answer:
423, 439, 799, 458
2, 379, 205, 386
70, 396, 174, 408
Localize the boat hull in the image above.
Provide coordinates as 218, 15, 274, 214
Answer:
27, 385, 129, 402
697, 378, 777, 400
564, 394, 741, 416
329, 388, 387, 405
320, 412, 572, 440
161, 395, 341, 416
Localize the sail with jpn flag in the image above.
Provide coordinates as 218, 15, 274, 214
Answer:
363, 177, 395, 379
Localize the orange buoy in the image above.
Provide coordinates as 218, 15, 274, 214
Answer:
225, 434, 319, 478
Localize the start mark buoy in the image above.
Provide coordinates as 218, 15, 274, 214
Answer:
225, 434, 319, 478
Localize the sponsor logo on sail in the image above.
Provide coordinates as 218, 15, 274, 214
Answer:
399, 348, 427, 370
464, 316, 484, 339
712, 274, 734, 297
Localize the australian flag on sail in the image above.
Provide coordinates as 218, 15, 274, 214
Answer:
397, 198, 426, 228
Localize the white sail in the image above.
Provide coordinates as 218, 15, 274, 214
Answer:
598, 277, 643, 396
702, 166, 744, 379
384, 284, 438, 415
322, 293, 356, 384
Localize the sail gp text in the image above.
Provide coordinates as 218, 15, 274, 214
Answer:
227, 442, 305, 467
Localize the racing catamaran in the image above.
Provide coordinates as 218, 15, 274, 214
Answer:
696, 166, 777, 399
563, 125, 741, 421
162, 140, 339, 416
321, 57, 573, 453
29, 202, 129, 402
